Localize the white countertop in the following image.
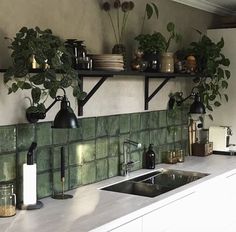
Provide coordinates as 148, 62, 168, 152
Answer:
2, 154, 236, 232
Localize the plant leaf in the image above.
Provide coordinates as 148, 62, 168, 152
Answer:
225, 70, 231, 79
208, 114, 214, 121
207, 105, 213, 111
151, 3, 159, 21
214, 101, 221, 107
12, 83, 18, 93
145, 3, 153, 19
167, 22, 175, 32
31, 87, 41, 104
224, 94, 229, 102
30, 73, 45, 85
222, 80, 228, 89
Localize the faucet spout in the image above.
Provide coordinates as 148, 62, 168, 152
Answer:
121, 139, 142, 176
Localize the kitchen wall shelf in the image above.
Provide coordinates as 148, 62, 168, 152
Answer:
0, 68, 195, 116
77, 70, 195, 116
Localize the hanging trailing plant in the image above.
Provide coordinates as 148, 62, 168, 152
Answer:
189, 31, 231, 120
4, 26, 86, 115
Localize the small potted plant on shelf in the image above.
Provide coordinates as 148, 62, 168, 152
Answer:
4, 26, 86, 117
135, 22, 181, 72
189, 31, 231, 119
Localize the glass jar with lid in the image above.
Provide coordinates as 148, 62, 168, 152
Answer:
0, 182, 16, 217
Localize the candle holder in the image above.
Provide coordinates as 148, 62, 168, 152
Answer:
52, 147, 73, 200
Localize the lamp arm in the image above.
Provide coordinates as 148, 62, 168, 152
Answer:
177, 93, 194, 106
45, 96, 63, 114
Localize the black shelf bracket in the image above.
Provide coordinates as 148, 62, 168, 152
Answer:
145, 76, 172, 110
78, 75, 111, 116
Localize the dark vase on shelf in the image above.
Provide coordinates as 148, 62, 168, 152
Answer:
112, 44, 126, 70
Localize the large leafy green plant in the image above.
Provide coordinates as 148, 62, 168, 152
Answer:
135, 22, 181, 53
4, 26, 86, 114
190, 33, 231, 120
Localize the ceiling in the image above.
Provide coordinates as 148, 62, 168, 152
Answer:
172, 0, 236, 15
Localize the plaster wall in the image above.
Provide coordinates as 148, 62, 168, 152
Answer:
0, 0, 217, 125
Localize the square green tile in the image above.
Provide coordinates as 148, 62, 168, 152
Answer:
17, 124, 35, 151
108, 157, 119, 178
52, 146, 68, 169
82, 117, 95, 140
130, 151, 142, 171
182, 105, 190, 124
36, 147, 52, 172
149, 111, 159, 129
140, 112, 150, 130
96, 117, 108, 137
108, 137, 119, 157
130, 113, 141, 132
167, 127, 175, 143
69, 141, 95, 165
96, 137, 108, 159
119, 134, 130, 155
120, 114, 130, 134
139, 131, 150, 148
96, 159, 108, 181
68, 120, 82, 141
150, 128, 167, 146
17, 151, 27, 177
37, 172, 52, 198
69, 165, 82, 189
159, 111, 167, 128
182, 125, 189, 140
0, 153, 16, 181
36, 122, 52, 147
107, 115, 119, 136
174, 126, 182, 142
0, 126, 16, 153
53, 170, 69, 193
52, 128, 68, 145
81, 162, 96, 185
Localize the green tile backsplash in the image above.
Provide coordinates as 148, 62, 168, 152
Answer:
0, 109, 188, 200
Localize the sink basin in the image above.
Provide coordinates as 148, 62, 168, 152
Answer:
101, 169, 209, 198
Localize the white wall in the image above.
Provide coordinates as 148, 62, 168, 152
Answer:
206, 28, 236, 143
0, 0, 217, 126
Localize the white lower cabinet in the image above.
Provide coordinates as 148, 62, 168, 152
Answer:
142, 192, 198, 232
110, 217, 142, 232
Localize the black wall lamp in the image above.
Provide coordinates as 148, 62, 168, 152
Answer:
26, 88, 78, 129
168, 91, 206, 114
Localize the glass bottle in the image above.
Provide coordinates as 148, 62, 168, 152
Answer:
145, 144, 156, 169
0, 183, 16, 217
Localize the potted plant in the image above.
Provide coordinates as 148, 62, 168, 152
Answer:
101, 0, 135, 53
189, 32, 231, 120
135, 22, 181, 71
4, 26, 86, 117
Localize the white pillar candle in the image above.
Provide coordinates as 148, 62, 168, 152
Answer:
23, 163, 37, 205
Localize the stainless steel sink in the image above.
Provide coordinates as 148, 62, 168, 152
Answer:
101, 169, 209, 198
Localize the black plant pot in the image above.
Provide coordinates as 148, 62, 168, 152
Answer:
143, 52, 160, 72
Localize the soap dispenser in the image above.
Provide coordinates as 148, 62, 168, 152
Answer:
145, 144, 156, 169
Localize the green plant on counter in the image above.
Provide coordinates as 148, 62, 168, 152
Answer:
4, 26, 86, 115
135, 22, 181, 53
189, 31, 231, 120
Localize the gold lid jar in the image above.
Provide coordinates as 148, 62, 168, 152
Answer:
0, 183, 16, 217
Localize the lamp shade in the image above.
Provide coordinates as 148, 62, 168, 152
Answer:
189, 94, 206, 114
52, 96, 79, 129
